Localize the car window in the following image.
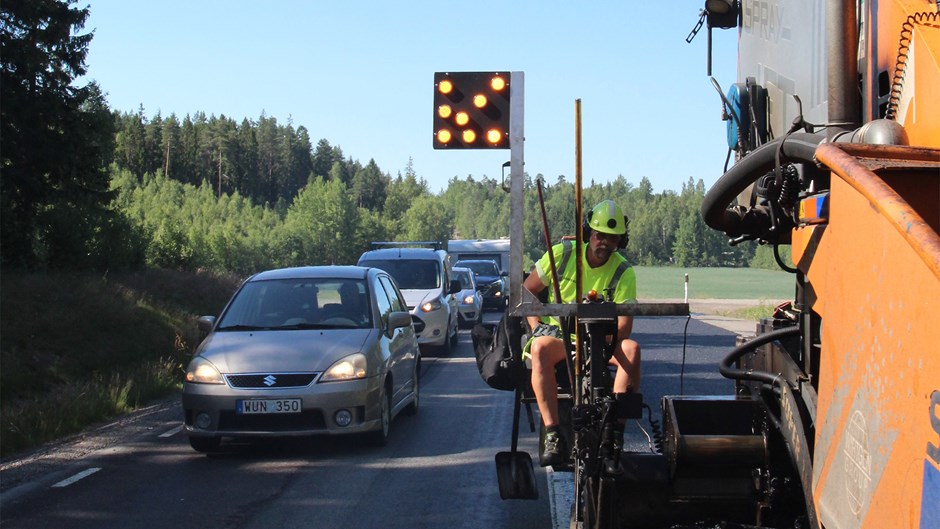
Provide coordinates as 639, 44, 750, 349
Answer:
457, 261, 499, 276
218, 278, 371, 329
454, 270, 473, 289
373, 276, 392, 328
379, 276, 407, 313
360, 259, 441, 290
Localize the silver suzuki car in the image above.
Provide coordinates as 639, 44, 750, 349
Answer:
182, 265, 420, 452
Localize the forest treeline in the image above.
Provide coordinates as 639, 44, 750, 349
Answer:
1, 0, 782, 277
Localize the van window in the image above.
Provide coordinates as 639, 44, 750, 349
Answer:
360, 259, 441, 290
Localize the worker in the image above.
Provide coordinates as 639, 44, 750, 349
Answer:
523, 199, 640, 470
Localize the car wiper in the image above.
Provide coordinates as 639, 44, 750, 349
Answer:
216, 324, 269, 331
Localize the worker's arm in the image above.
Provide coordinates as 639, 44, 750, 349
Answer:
523, 270, 547, 331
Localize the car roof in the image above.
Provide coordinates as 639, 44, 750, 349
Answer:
359, 247, 444, 260
455, 259, 498, 265
248, 265, 372, 282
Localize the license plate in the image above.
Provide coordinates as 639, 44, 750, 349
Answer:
236, 398, 302, 414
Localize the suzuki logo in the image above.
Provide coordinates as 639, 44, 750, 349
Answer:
263, 375, 277, 386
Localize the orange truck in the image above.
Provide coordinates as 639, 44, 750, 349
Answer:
691, 0, 939, 528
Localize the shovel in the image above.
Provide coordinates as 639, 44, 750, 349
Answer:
495, 387, 539, 500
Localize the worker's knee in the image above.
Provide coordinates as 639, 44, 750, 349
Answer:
530, 337, 566, 369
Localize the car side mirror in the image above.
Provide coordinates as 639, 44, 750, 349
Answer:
387, 311, 412, 334
500, 271, 508, 277
449, 279, 461, 295
197, 315, 216, 334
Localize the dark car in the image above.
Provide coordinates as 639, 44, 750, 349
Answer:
182, 265, 420, 452
455, 259, 507, 310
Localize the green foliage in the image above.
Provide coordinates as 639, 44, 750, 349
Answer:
750, 244, 792, 270
1, 1, 129, 270
0, 268, 241, 456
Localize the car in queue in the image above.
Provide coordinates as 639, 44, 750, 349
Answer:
357, 243, 460, 353
182, 265, 420, 452
452, 266, 482, 328
454, 259, 508, 311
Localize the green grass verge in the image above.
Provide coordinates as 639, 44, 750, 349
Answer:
0, 269, 240, 457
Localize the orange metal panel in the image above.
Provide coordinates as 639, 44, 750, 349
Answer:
805, 144, 940, 529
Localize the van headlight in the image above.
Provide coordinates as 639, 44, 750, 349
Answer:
421, 298, 443, 312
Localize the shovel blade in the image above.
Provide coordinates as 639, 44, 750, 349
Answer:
495, 451, 539, 500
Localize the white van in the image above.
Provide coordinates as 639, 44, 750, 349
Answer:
358, 242, 460, 352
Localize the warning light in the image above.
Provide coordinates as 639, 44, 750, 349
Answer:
486, 128, 503, 145
433, 71, 510, 149
438, 79, 453, 95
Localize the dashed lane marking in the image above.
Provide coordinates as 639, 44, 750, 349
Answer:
158, 425, 183, 438
51, 467, 101, 488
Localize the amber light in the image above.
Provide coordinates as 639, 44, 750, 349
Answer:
437, 129, 453, 143
473, 94, 488, 108
437, 105, 452, 119
490, 76, 506, 91
455, 111, 470, 126
438, 79, 453, 95
462, 129, 477, 143
486, 129, 503, 144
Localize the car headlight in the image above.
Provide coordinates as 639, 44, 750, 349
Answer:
320, 353, 367, 382
185, 356, 224, 384
462, 295, 477, 305
421, 298, 443, 312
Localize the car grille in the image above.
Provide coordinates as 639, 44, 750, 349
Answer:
410, 315, 425, 333
225, 373, 319, 388
218, 410, 326, 431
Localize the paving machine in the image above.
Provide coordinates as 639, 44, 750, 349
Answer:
492, 1, 939, 527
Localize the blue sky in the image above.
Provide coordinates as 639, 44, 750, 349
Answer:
82, 1, 738, 194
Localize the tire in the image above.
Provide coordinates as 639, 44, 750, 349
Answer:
449, 316, 459, 346
189, 436, 221, 453
368, 384, 392, 447
403, 360, 420, 416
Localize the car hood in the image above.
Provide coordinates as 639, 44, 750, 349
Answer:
196, 329, 376, 374
474, 275, 500, 284
400, 288, 439, 310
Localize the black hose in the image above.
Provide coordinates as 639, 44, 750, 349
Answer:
719, 326, 801, 385
701, 133, 825, 235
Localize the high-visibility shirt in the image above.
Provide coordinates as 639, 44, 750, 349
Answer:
534, 240, 636, 328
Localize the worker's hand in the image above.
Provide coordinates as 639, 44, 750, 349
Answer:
531, 322, 563, 340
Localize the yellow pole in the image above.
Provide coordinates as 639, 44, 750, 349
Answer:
574, 99, 583, 378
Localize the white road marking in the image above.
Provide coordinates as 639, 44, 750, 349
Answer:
547, 466, 574, 529
51, 467, 101, 488
159, 425, 183, 438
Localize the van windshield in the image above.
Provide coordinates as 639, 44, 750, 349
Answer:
360, 259, 441, 290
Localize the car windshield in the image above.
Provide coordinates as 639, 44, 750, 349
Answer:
359, 259, 440, 290
217, 278, 371, 330
457, 261, 499, 276
454, 270, 473, 289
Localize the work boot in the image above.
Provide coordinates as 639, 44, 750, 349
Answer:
601, 422, 625, 475
540, 430, 568, 467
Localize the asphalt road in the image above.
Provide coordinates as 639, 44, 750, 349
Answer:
0, 312, 751, 529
